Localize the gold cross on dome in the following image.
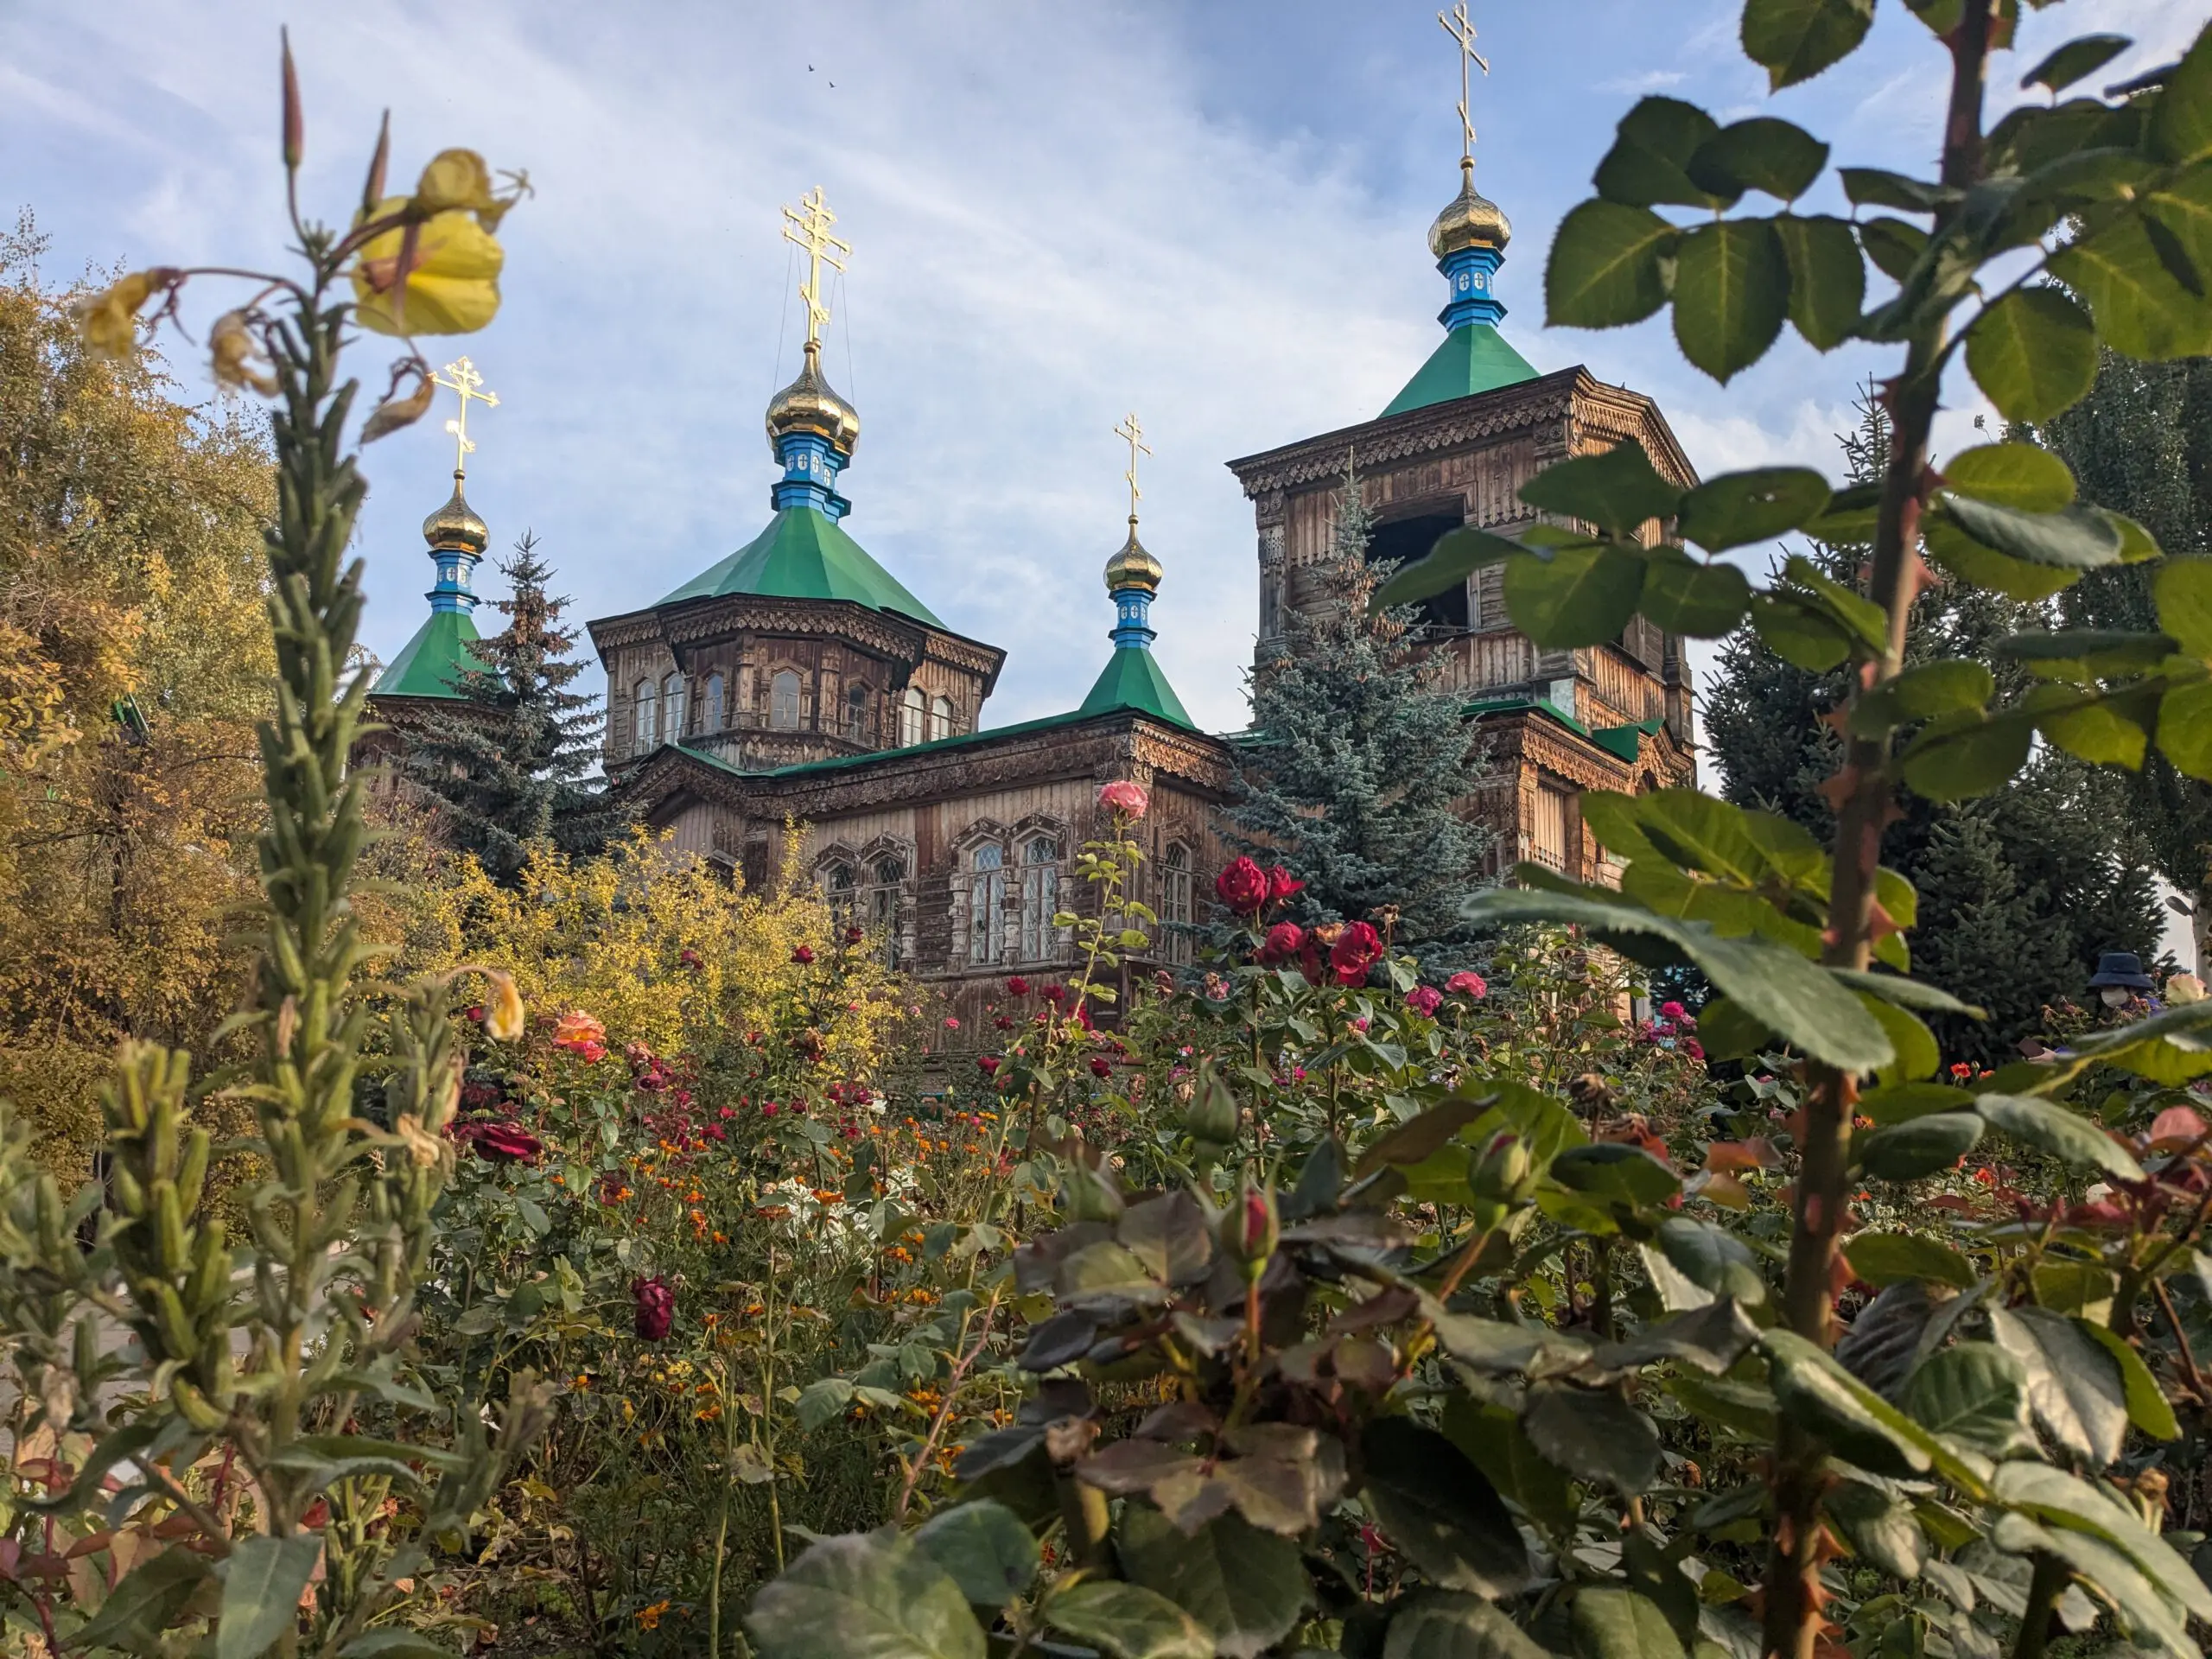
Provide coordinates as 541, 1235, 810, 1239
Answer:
429, 355, 499, 477
1439, 3, 1490, 166
782, 185, 852, 353
1115, 412, 1152, 524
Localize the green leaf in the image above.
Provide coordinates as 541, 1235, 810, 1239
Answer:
1359, 1418, 1531, 1597
745, 1530, 984, 1659
1741, 0, 1876, 89
2021, 34, 2132, 93
1989, 1459, 2212, 1624
1859, 1084, 1975, 1126
1517, 440, 1683, 537
1965, 285, 2100, 423
1859, 1112, 1984, 1181
338, 1634, 460, 1659
1572, 1587, 1687, 1659
2076, 1321, 2180, 1442
1938, 495, 2124, 571
1846, 1232, 1977, 1290
1900, 1343, 2031, 1457
1503, 543, 1647, 648
1522, 1383, 1663, 1495
796, 1376, 856, 1433
1782, 553, 1888, 651
1861, 994, 1940, 1086
1848, 661, 1995, 738
1638, 550, 1752, 636
1672, 218, 1789, 383
2036, 686, 2157, 768
1995, 627, 2179, 683
2151, 22, 2212, 165
1459, 886, 1893, 1073
1859, 217, 1929, 283
1382, 1594, 1553, 1659
1762, 1328, 1978, 1487
1046, 1582, 1211, 1659
2158, 678, 2212, 781
1371, 525, 1523, 614
1688, 118, 1829, 201
1547, 200, 1680, 328
1974, 1094, 2145, 1180
1834, 969, 1979, 1018
1988, 1306, 2128, 1467
1773, 213, 1865, 351
2050, 206, 2212, 364
1695, 997, 1771, 1061
1826, 1479, 1928, 1580
2155, 556, 2212, 658
912, 1501, 1039, 1609
1924, 514, 2081, 602
219, 1535, 325, 1659
1592, 97, 1728, 208
1677, 467, 1831, 553
68, 1548, 212, 1655
1656, 1216, 1766, 1304
1117, 1504, 1310, 1659
1942, 442, 2076, 512
2063, 997, 2212, 1086
1552, 1142, 1681, 1210
1440, 1396, 1578, 1540
1840, 168, 1957, 213
1749, 590, 1853, 671
1897, 709, 2037, 801
1987, 1513, 2195, 1659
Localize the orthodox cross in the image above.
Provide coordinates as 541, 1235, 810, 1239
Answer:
1115, 412, 1151, 524
782, 185, 852, 354
1438, 3, 1490, 167
430, 356, 499, 477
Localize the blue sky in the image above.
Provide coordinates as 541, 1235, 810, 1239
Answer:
3, 0, 2199, 738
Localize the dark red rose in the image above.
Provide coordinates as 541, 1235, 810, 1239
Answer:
1404, 985, 1443, 1017
457, 1119, 543, 1165
1006, 976, 1032, 996
846, 926, 866, 945
978, 1055, 1001, 1075
1214, 856, 1268, 916
1266, 865, 1304, 906
678, 948, 704, 970
1256, 922, 1304, 966
1090, 1056, 1113, 1078
463, 1004, 485, 1024
632, 1275, 674, 1342
791, 944, 816, 965
1040, 983, 1067, 1007
1329, 921, 1383, 986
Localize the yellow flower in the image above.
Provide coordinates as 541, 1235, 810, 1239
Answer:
351, 197, 503, 336
75, 269, 176, 361
485, 969, 525, 1040
208, 308, 276, 395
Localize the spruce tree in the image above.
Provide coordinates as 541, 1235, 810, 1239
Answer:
2043, 352, 2212, 967
1704, 386, 2164, 1065
1226, 454, 1492, 955
403, 531, 628, 885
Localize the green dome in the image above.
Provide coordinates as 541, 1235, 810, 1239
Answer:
659, 506, 944, 628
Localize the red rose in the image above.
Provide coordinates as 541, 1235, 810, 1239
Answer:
1090, 1056, 1113, 1078
1405, 985, 1443, 1017
632, 1275, 674, 1342
1329, 921, 1383, 986
1266, 865, 1304, 905
1214, 856, 1268, 916
678, 948, 704, 970
845, 926, 866, 946
1006, 976, 1031, 996
1256, 922, 1304, 966
791, 944, 816, 965
1682, 1038, 1705, 1062
455, 1119, 542, 1165
978, 1055, 1001, 1075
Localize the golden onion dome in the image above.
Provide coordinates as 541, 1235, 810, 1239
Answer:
766, 343, 861, 459
1104, 520, 1164, 596
422, 473, 489, 554
1428, 160, 1512, 258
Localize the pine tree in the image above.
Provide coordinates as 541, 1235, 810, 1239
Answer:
2044, 351, 2212, 968
1225, 454, 1492, 956
403, 532, 628, 885
1704, 385, 2165, 1065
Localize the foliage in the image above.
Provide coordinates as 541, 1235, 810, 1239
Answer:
0, 213, 276, 1171
398, 530, 628, 887
1228, 455, 1493, 955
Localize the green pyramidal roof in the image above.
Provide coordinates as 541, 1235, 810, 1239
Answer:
1381, 323, 1540, 417
374, 609, 481, 699
658, 506, 944, 627
1077, 645, 1194, 728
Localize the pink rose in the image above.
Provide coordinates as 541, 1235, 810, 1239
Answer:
1446, 971, 1487, 999
1405, 985, 1443, 1017
1097, 780, 1149, 819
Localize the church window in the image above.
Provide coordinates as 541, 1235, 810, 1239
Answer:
1019, 836, 1061, 960
819, 860, 857, 929
969, 842, 1006, 963
1529, 783, 1574, 874
930, 695, 954, 742
663, 673, 688, 738
869, 855, 906, 967
632, 679, 657, 748
770, 670, 802, 731
1161, 842, 1193, 966
846, 683, 872, 744
702, 672, 725, 732
900, 686, 927, 747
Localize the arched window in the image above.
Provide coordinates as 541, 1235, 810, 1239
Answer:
1019, 836, 1061, 960
1162, 842, 1194, 966
702, 672, 725, 733
869, 855, 906, 966
846, 683, 872, 744
930, 695, 954, 742
969, 842, 1005, 963
662, 672, 687, 739
632, 679, 658, 749
900, 686, 928, 747
770, 670, 802, 731
819, 860, 857, 929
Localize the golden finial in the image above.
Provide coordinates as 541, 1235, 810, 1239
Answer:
1439, 3, 1490, 174
1114, 411, 1152, 528
782, 186, 852, 359
429, 355, 499, 479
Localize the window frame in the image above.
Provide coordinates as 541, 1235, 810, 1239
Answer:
968, 841, 1007, 964
1017, 834, 1063, 961
770, 669, 803, 732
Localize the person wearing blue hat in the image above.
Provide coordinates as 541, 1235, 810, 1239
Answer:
2088, 951, 2156, 1008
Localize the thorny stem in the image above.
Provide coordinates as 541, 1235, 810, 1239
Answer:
1763, 9, 1992, 1659
2154, 1276, 2209, 1403
2011, 1553, 2068, 1659
895, 1294, 1001, 1522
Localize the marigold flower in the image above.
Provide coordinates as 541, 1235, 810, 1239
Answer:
351, 198, 504, 335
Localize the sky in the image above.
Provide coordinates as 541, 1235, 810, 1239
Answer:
3, 0, 2202, 743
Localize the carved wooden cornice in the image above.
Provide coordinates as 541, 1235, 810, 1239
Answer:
586, 596, 1007, 696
